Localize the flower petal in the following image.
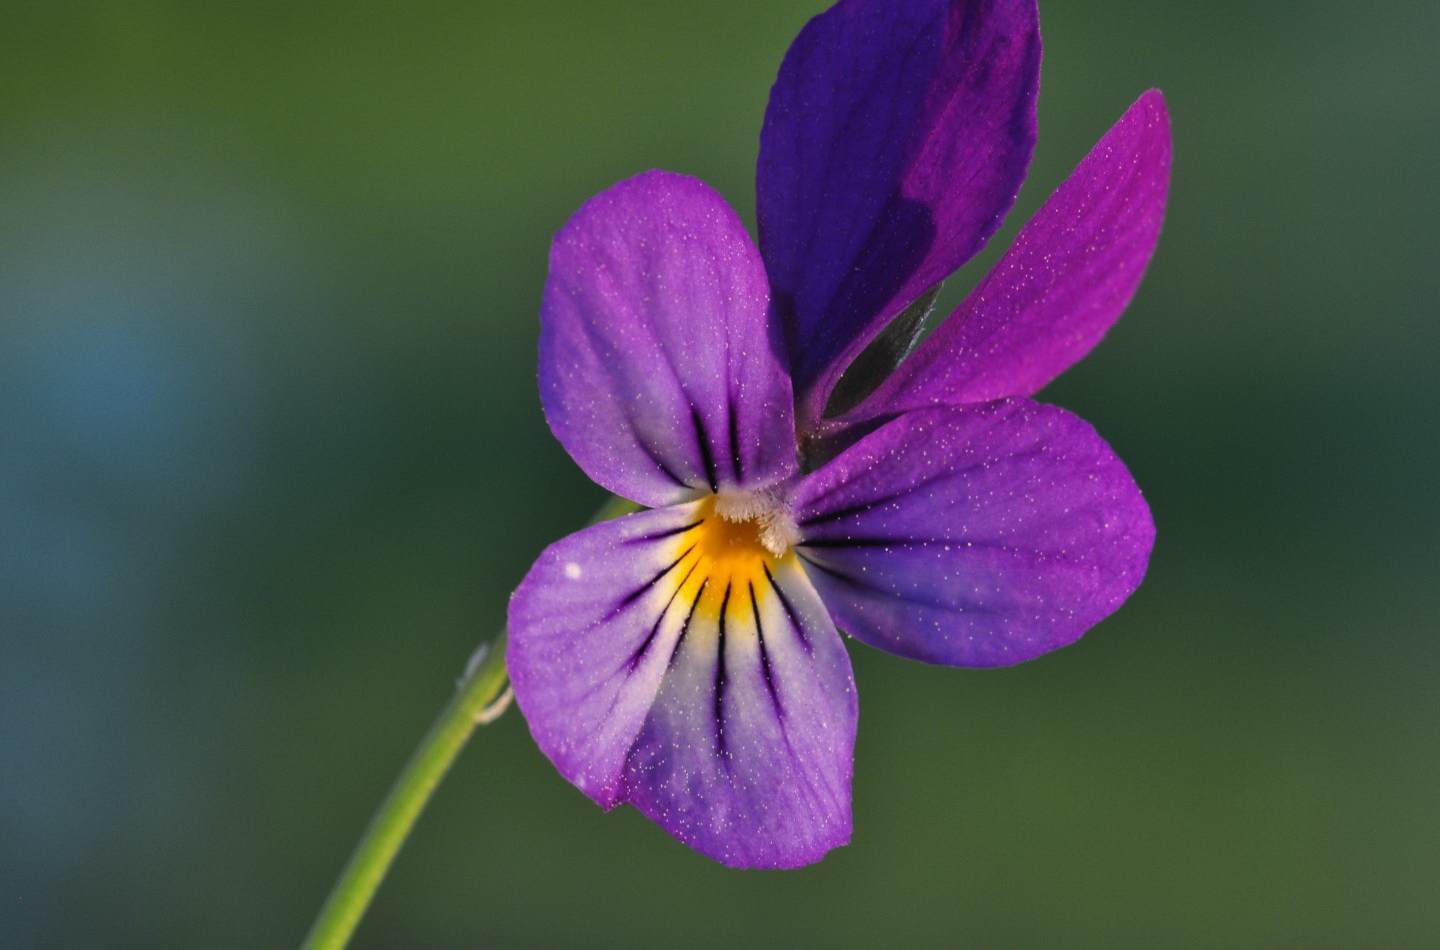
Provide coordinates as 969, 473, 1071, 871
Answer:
757, 0, 1041, 429
509, 506, 701, 808
541, 171, 796, 508
508, 502, 857, 868
792, 399, 1152, 667
854, 91, 1172, 417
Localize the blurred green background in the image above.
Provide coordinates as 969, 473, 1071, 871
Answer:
2, 1, 1436, 947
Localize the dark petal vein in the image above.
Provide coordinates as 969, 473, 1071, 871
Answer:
762, 562, 812, 655
613, 544, 696, 615
628, 519, 704, 544
798, 536, 906, 550
625, 557, 700, 671
727, 395, 742, 485
750, 581, 784, 719
667, 578, 708, 670
715, 583, 732, 762
691, 405, 720, 492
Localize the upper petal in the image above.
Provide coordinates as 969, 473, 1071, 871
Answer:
792, 399, 1153, 667
541, 171, 796, 508
757, 0, 1041, 431
508, 500, 857, 868
854, 91, 1172, 418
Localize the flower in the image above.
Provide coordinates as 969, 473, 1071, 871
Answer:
508, 0, 1170, 869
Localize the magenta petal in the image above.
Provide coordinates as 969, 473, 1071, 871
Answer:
857, 91, 1172, 417
540, 171, 796, 508
508, 503, 857, 868
757, 0, 1041, 430
792, 399, 1153, 667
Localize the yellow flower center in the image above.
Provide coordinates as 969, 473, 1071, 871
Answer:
675, 492, 797, 623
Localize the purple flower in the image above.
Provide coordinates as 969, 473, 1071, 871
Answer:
508, 0, 1169, 868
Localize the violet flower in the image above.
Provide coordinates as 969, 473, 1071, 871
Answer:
508, 0, 1170, 868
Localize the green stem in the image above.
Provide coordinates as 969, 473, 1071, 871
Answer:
299, 494, 638, 950
299, 636, 509, 950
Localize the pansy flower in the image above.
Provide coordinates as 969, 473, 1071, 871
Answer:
508, 0, 1170, 868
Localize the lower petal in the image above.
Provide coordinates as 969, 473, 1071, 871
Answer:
508, 502, 856, 868
793, 399, 1153, 667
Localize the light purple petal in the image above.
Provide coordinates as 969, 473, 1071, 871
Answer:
509, 505, 702, 807
855, 91, 1172, 418
792, 399, 1152, 667
757, 0, 1041, 430
508, 501, 856, 868
541, 171, 796, 508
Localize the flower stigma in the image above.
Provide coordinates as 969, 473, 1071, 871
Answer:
711, 486, 800, 558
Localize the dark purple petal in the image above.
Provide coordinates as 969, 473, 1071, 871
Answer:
541, 171, 796, 508
757, 0, 1041, 430
854, 91, 1172, 417
508, 501, 856, 868
792, 399, 1152, 667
